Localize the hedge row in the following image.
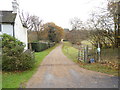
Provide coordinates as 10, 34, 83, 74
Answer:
30, 42, 55, 52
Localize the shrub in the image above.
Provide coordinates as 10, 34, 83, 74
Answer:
31, 42, 49, 52
1, 34, 35, 71
18, 50, 35, 71
31, 42, 55, 52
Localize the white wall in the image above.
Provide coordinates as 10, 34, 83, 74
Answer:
0, 13, 28, 50
1, 24, 13, 36
23, 27, 28, 50
14, 14, 28, 50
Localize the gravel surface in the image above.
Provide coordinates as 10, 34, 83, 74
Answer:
26, 44, 118, 88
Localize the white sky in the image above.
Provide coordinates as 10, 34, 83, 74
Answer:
0, 0, 108, 29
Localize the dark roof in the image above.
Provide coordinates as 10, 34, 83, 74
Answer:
0, 11, 16, 23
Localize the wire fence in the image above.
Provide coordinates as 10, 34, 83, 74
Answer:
64, 43, 119, 69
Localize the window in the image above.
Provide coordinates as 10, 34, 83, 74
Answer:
0, 24, 1, 32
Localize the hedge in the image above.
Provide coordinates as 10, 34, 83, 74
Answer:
31, 42, 55, 52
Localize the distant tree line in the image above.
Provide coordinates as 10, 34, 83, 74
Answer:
65, 1, 118, 48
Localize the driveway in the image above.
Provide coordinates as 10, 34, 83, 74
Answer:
26, 44, 118, 88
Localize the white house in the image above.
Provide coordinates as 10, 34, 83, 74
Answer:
0, 0, 28, 49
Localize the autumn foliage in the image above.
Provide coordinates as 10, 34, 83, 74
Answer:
28, 22, 64, 43
43, 22, 64, 43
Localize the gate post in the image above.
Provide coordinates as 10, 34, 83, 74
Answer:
84, 45, 88, 63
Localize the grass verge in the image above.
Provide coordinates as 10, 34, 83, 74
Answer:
62, 41, 118, 76
2, 44, 58, 88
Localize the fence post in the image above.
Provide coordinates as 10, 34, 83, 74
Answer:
84, 45, 88, 63
97, 42, 101, 62
86, 45, 88, 62
84, 47, 85, 62
78, 46, 80, 61
80, 50, 82, 60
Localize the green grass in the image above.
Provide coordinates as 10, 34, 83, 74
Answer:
62, 42, 78, 63
2, 44, 58, 88
62, 41, 118, 76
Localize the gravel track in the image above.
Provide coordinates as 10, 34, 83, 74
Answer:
26, 44, 118, 88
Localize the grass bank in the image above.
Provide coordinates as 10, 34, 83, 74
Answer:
62, 42, 118, 76
2, 44, 58, 88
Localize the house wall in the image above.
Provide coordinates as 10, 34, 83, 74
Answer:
14, 14, 28, 50
1, 24, 14, 36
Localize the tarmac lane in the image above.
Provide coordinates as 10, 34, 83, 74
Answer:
26, 45, 118, 88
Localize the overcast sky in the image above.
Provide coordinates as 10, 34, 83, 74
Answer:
0, 0, 108, 29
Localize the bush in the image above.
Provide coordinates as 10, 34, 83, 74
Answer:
19, 50, 35, 71
31, 42, 54, 52
1, 34, 35, 71
29, 41, 55, 52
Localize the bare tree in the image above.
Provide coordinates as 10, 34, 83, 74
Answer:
107, 1, 120, 47
21, 11, 43, 31
87, 8, 115, 48
20, 11, 43, 41
70, 17, 84, 30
